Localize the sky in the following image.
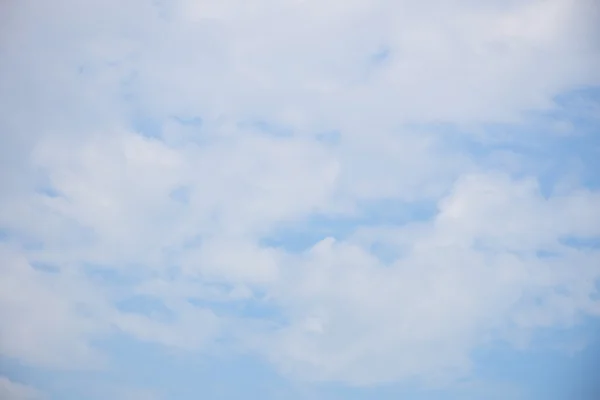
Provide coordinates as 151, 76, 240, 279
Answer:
0, 0, 600, 399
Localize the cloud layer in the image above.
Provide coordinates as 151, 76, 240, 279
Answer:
1, 0, 599, 397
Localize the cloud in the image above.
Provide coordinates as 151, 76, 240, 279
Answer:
257, 172, 600, 385
0, 246, 106, 369
0, 0, 599, 396
0, 377, 42, 400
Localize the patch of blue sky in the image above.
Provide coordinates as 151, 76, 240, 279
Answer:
237, 119, 294, 138
0, 228, 45, 251
30, 261, 60, 274
306, 379, 522, 400
470, 317, 600, 400
316, 129, 342, 145
149, 0, 177, 22
129, 105, 207, 145
542, 86, 600, 126
358, 45, 392, 83
33, 170, 63, 199
131, 113, 162, 138
171, 115, 203, 127
123, 74, 203, 140
115, 294, 175, 322
419, 86, 600, 195
260, 198, 436, 254
169, 185, 191, 204
559, 236, 600, 250
366, 241, 404, 264
34, 183, 62, 198
82, 263, 143, 287
369, 46, 391, 65
535, 249, 562, 259
187, 293, 284, 322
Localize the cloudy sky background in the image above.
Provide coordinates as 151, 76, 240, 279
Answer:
1, 0, 600, 399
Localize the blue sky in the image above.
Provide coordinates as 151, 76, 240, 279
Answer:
1, 0, 600, 399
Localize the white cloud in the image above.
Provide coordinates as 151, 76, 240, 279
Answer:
0, 246, 107, 368
0, 377, 42, 400
0, 0, 599, 390
0, 242, 219, 368
257, 172, 600, 384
